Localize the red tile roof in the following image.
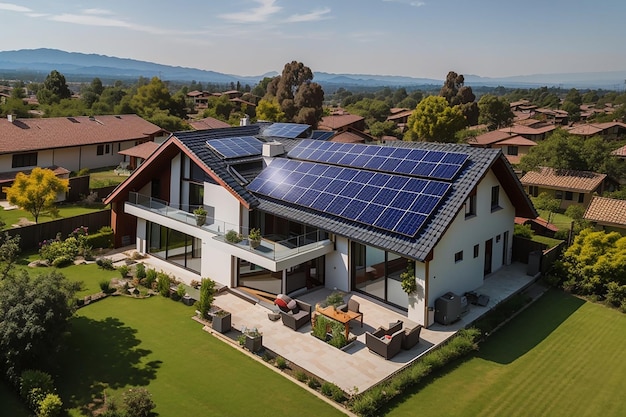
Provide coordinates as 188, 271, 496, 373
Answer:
611, 144, 626, 157
189, 117, 230, 130
496, 136, 538, 146
499, 124, 557, 136
584, 196, 626, 226
118, 141, 160, 159
469, 130, 514, 146
0, 115, 163, 155
319, 113, 364, 130
520, 167, 606, 192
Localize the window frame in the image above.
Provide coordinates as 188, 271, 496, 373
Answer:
464, 188, 477, 219
454, 251, 463, 263
11, 152, 38, 168
491, 185, 501, 211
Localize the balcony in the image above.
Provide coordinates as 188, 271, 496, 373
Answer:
126, 192, 334, 267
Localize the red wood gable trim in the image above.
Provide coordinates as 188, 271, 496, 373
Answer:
104, 135, 251, 209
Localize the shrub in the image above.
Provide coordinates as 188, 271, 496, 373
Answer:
86, 229, 114, 249
135, 263, 146, 280
554, 229, 569, 240
225, 229, 242, 244
195, 278, 216, 319
307, 378, 320, 389
38, 393, 63, 417
513, 223, 533, 238
176, 283, 186, 299
145, 268, 157, 287
99, 279, 111, 293
51, 255, 74, 268
275, 356, 287, 370
157, 272, 171, 297
19, 370, 54, 412
320, 382, 334, 397
328, 323, 347, 349
312, 315, 330, 340
117, 264, 129, 278
295, 371, 308, 382
96, 258, 115, 270
122, 387, 155, 417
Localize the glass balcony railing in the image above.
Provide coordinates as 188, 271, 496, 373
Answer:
127, 192, 332, 261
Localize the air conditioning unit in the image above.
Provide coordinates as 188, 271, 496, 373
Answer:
434, 292, 462, 325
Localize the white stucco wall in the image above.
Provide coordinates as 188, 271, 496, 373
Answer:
325, 236, 349, 292
170, 154, 182, 207
426, 170, 514, 313
204, 182, 241, 230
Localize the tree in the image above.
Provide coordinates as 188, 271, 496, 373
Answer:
0, 270, 80, 380
439, 71, 478, 125
195, 278, 216, 320
404, 96, 467, 142
264, 61, 324, 128
478, 94, 514, 130
532, 192, 560, 226
369, 120, 400, 139
36, 70, 71, 105
561, 100, 581, 122
255, 98, 286, 122
3, 167, 69, 223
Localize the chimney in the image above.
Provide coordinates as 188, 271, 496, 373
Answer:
7, 114, 14, 123
240, 115, 250, 126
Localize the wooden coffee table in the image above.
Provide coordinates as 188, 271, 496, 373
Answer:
316, 305, 363, 340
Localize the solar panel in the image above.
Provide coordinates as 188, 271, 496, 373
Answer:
207, 136, 263, 159
248, 159, 451, 237
262, 123, 311, 138
310, 130, 335, 141
288, 139, 469, 181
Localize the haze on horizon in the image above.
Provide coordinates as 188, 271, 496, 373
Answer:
0, 0, 625, 80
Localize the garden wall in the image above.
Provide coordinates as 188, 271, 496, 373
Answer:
511, 236, 546, 263
541, 241, 566, 275
5, 210, 112, 252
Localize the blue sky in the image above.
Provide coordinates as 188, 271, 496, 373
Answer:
1, 0, 625, 79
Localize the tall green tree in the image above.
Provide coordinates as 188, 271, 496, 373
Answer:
439, 71, 478, 125
404, 96, 467, 142
478, 94, 514, 130
0, 270, 80, 381
36, 70, 72, 105
255, 98, 286, 122
2, 167, 69, 223
264, 61, 324, 128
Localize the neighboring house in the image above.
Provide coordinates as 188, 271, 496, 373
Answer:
0, 114, 165, 198
520, 167, 609, 209
612, 144, 626, 160
583, 196, 626, 235
118, 141, 161, 170
515, 216, 559, 237
567, 121, 626, 139
332, 127, 375, 144
187, 90, 210, 108
534, 108, 569, 125
105, 123, 535, 327
386, 108, 413, 132
468, 131, 537, 165
498, 124, 556, 141
189, 116, 231, 131
319, 112, 366, 132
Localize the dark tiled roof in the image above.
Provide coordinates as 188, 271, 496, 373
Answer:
250, 140, 532, 261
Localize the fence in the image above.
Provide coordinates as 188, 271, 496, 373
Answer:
541, 241, 567, 275
4, 209, 111, 252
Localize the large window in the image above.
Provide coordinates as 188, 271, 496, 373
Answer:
351, 241, 410, 310
12, 152, 37, 168
147, 222, 201, 274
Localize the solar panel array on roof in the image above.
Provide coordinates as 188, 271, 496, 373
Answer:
288, 139, 469, 181
248, 159, 451, 237
207, 136, 263, 159
262, 123, 311, 138
310, 130, 336, 141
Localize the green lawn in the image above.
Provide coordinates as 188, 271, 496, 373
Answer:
51, 296, 344, 417
537, 209, 573, 231
383, 290, 626, 417
0, 204, 107, 230
531, 234, 564, 248
88, 166, 128, 188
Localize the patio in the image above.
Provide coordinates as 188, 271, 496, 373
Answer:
197, 262, 540, 393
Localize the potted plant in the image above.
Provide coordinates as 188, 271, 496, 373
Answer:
325, 291, 345, 310
211, 309, 232, 333
225, 229, 243, 244
248, 228, 262, 249
193, 206, 207, 226
400, 262, 418, 295
239, 327, 263, 352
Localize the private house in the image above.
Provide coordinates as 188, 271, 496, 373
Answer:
0, 114, 165, 198
468, 131, 537, 165
498, 124, 556, 141
567, 121, 626, 139
104, 123, 536, 327
187, 90, 211, 108
386, 108, 413, 132
189, 116, 230, 131
612, 144, 626, 160
583, 196, 626, 235
319, 112, 366, 133
520, 167, 609, 210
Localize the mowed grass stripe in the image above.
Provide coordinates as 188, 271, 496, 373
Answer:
384, 290, 626, 417
55, 296, 344, 417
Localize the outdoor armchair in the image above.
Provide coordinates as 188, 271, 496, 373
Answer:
280, 299, 312, 331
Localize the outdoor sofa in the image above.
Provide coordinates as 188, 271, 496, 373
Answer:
279, 299, 312, 331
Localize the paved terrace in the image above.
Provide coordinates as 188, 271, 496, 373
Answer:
131, 254, 539, 393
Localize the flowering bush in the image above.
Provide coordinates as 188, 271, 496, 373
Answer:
39, 226, 92, 262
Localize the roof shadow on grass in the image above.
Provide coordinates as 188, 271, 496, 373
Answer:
477, 289, 585, 365
54, 316, 161, 415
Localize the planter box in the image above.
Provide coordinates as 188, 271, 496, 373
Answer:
182, 295, 195, 306
244, 334, 263, 353
211, 312, 232, 333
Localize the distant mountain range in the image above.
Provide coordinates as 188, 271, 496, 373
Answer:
0, 48, 625, 89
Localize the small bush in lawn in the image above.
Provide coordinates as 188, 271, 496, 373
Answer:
122, 387, 155, 417
99, 279, 111, 293
52, 255, 74, 268
38, 393, 63, 417
307, 378, 320, 389
135, 263, 146, 280
117, 264, 129, 278
295, 371, 308, 382
275, 356, 287, 370
96, 258, 114, 270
